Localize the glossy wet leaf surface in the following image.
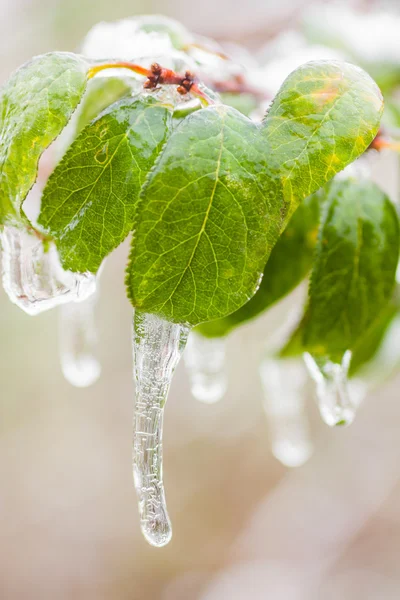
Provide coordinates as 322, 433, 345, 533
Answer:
281, 177, 400, 362
0, 52, 89, 224
39, 96, 173, 273
126, 104, 279, 325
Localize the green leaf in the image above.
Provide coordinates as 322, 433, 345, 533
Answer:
349, 287, 400, 377
127, 61, 383, 327
261, 61, 384, 223
39, 96, 173, 273
0, 52, 89, 224
126, 105, 278, 325
196, 189, 322, 338
75, 76, 137, 134
281, 176, 400, 362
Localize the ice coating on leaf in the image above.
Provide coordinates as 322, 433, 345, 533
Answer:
1, 226, 95, 316
304, 351, 358, 427
184, 332, 227, 403
132, 311, 189, 547
59, 291, 101, 387
81, 14, 241, 84
260, 357, 313, 467
82, 15, 195, 72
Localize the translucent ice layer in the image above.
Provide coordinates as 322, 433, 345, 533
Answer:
1, 226, 95, 315
132, 311, 189, 547
304, 350, 356, 427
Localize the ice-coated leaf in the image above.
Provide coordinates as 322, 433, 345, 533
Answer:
0, 52, 89, 224
196, 190, 322, 338
39, 96, 173, 273
261, 61, 384, 222
281, 178, 400, 362
126, 104, 278, 326
127, 61, 383, 327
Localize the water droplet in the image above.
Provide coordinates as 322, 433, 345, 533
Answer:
184, 332, 227, 403
304, 350, 356, 427
260, 357, 313, 467
59, 291, 101, 387
132, 311, 189, 547
1, 226, 95, 315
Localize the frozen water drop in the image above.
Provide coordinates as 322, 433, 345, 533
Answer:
304, 350, 356, 427
132, 311, 189, 547
260, 357, 313, 467
59, 291, 101, 387
1, 226, 95, 315
184, 332, 227, 404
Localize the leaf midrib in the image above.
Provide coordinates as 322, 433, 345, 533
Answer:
157, 111, 226, 317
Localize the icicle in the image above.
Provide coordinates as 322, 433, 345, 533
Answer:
304, 350, 356, 427
184, 332, 227, 404
59, 291, 101, 387
1, 225, 95, 315
260, 357, 313, 467
132, 311, 189, 547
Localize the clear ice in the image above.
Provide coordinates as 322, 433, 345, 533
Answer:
304, 350, 356, 427
1, 225, 95, 315
59, 291, 101, 388
260, 357, 313, 467
184, 332, 227, 403
132, 311, 189, 547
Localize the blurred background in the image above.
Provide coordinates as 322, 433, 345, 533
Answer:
2, 0, 400, 598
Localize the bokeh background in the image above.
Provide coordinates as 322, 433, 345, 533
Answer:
1, 0, 400, 598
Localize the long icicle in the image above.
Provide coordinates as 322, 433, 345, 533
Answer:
260, 357, 313, 467
59, 291, 101, 387
132, 310, 189, 547
184, 332, 227, 403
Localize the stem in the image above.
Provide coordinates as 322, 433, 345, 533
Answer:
88, 62, 151, 79
88, 61, 216, 107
